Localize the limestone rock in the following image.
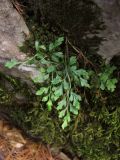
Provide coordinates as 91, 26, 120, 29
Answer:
0, 0, 29, 59
0, 0, 41, 89
93, 0, 120, 60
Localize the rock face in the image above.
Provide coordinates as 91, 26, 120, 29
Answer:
0, 0, 40, 88
30, 0, 120, 60
93, 0, 120, 60
0, 0, 29, 60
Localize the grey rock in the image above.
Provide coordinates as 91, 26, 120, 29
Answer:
0, 0, 28, 61
0, 0, 29, 46
93, 0, 120, 60
0, 0, 41, 91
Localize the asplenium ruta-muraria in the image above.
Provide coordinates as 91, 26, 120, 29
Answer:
5, 36, 118, 129
34, 37, 93, 129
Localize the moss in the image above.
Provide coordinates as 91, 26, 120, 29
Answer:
0, 73, 33, 106
10, 106, 67, 146
1, 80, 120, 160
8, 100, 120, 160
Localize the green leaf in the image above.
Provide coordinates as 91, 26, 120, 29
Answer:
71, 92, 82, 101
53, 52, 64, 58
53, 95, 60, 101
69, 56, 77, 66
52, 87, 57, 91
73, 75, 79, 83
70, 66, 77, 72
42, 96, 49, 102
59, 109, 66, 118
62, 119, 68, 129
54, 85, 63, 98
49, 37, 64, 51
70, 93, 74, 102
106, 79, 118, 92
44, 87, 49, 94
49, 43, 55, 52
53, 89, 63, 101
33, 75, 44, 83
39, 45, 46, 51
47, 100, 53, 111
5, 59, 19, 69
36, 87, 48, 96
70, 105, 78, 115
80, 78, 90, 88
100, 83, 105, 90
35, 53, 43, 60
35, 41, 39, 51
76, 69, 90, 79
35, 42, 46, 52
61, 112, 70, 129
40, 67, 46, 73
105, 65, 116, 75
61, 112, 71, 129
56, 37, 64, 44
99, 65, 117, 84
57, 104, 63, 111
51, 55, 59, 62
99, 73, 108, 83
73, 99, 80, 109
52, 75, 62, 85
47, 65, 56, 73
63, 80, 69, 90
43, 74, 49, 80
41, 59, 50, 65
65, 112, 71, 122
57, 98, 66, 110
36, 88, 44, 96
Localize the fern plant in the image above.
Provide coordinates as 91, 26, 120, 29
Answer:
5, 37, 118, 129
33, 37, 92, 129
99, 65, 118, 92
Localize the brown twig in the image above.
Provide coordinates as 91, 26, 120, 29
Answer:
67, 39, 96, 70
